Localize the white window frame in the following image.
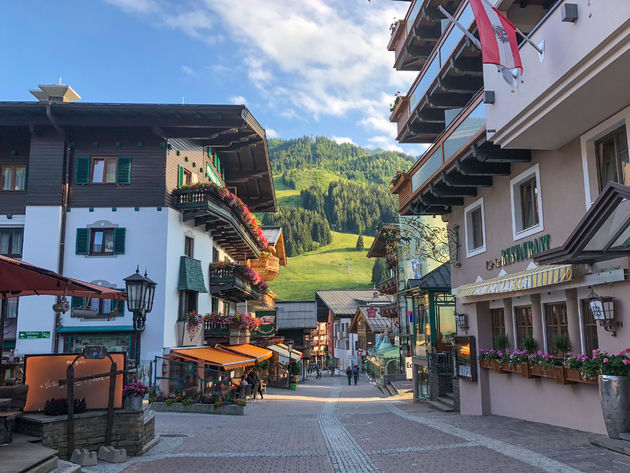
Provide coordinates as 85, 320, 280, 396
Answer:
464, 197, 486, 258
510, 163, 544, 241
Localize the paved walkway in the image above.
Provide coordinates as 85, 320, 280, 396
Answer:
85, 374, 630, 473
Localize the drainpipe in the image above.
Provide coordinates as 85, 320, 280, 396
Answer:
45, 102, 71, 353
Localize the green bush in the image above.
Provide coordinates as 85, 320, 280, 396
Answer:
494, 333, 509, 351
553, 334, 571, 356
43, 398, 86, 416
522, 337, 539, 353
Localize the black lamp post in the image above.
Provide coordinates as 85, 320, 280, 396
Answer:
124, 267, 157, 371
286, 339, 294, 389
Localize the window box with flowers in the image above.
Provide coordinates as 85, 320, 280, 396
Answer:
178, 311, 204, 346
203, 312, 261, 344
209, 262, 268, 302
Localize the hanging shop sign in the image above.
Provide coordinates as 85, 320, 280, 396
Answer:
486, 234, 550, 270
254, 311, 276, 337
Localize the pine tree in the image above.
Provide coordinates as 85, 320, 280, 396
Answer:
356, 234, 365, 251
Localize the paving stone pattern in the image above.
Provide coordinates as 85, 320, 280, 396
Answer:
82, 372, 630, 473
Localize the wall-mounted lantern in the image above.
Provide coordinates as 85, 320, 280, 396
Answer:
586, 289, 619, 336
455, 312, 469, 333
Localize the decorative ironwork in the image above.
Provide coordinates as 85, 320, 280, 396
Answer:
380, 218, 460, 267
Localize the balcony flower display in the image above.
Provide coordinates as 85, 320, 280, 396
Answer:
180, 183, 269, 249
389, 91, 402, 113
203, 312, 261, 330
390, 170, 406, 187
209, 261, 269, 293
184, 311, 204, 340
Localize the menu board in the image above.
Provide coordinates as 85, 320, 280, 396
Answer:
23, 353, 126, 412
454, 336, 477, 382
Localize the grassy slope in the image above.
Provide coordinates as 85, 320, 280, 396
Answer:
269, 231, 375, 301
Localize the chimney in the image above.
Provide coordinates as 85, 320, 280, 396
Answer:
29, 83, 81, 103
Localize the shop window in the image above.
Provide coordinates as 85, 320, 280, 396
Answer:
1, 165, 26, 191
464, 198, 486, 257
596, 127, 629, 190
491, 308, 505, 348
0, 227, 23, 258
544, 302, 568, 356
68, 334, 130, 354
510, 164, 543, 240
179, 290, 198, 320
184, 236, 194, 258
515, 306, 533, 349
582, 300, 599, 355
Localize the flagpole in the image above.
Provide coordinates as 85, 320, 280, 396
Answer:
480, 0, 544, 57
437, 6, 482, 50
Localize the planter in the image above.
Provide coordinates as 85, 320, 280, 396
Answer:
178, 321, 203, 346
565, 367, 598, 385
149, 402, 245, 416
521, 363, 535, 379
127, 395, 144, 411
491, 360, 506, 374
479, 359, 492, 369
501, 363, 521, 374
599, 375, 630, 439
529, 364, 556, 379
554, 366, 575, 385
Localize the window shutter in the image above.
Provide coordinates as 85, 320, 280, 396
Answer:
71, 297, 85, 309
177, 165, 184, 188
116, 157, 132, 184
24, 166, 29, 191
117, 299, 125, 316
113, 228, 126, 254
76, 228, 89, 255
75, 157, 90, 185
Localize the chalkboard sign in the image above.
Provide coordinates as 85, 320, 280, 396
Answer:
454, 336, 477, 382
23, 353, 126, 412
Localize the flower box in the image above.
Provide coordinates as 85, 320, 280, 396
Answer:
491, 360, 505, 373
529, 364, 557, 379
565, 367, 598, 385
521, 363, 535, 379
479, 359, 492, 369
501, 363, 522, 374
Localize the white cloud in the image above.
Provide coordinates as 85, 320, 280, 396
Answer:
332, 136, 355, 145
266, 128, 279, 139
228, 95, 248, 106
105, 0, 157, 14
181, 65, 195, 76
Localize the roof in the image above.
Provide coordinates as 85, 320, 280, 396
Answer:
170, 347, 256, 370
348, 306, 393, 334
177, 256, 208, 293
262, 227, 287, 266
267, 343, 303, 360
0, 101, 276, 212
262, 227, 283, 245
408, 263, 451, 291
217, 344, 273, 362
315, 290, 394, 320
276, 301, 317, 330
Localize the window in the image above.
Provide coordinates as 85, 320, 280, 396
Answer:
1, 166, 26, 191
491, 308, 505, 348
91, 158, 117, 184
184, 169, 192, 186
6, 298, 18, 319
90, 229, 115, 255
510, 164, 544, 240
464, 198, 486, 257
179, 290, 198, 320
0, 228, 23, 258
184, 236, 194, 258
71, 296, 124, 317
582, 300, 599, 355
545, 302, 568, 356
596, 127, 629, 190
515, 306, 533, 349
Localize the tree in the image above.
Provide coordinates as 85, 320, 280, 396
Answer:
356, 234, 365, 251
371, 258, 388, 285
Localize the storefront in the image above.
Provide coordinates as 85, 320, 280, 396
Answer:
58, 326, 134, 356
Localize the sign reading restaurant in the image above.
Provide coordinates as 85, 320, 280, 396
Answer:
486, 234, 550, 270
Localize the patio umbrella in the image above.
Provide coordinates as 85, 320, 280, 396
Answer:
0, 255, 126, 368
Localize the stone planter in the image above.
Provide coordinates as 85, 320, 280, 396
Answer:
599, 375, 630, 439
149, 402, 245, 416
128, 395, 144, 411
178, 321, 203, 346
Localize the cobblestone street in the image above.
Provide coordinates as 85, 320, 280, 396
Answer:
85, 374, 630, 473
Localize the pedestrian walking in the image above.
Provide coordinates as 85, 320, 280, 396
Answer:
330, 365, 335, 376
352, 365, 359, 385
345, 366, 352, 385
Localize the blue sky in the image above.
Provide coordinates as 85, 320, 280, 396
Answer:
0, 0, 424, 155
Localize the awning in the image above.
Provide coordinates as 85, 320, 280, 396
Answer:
57, 325, 134, 333
177, 256, 208, 293
267, 343, 303, 360
456, 264, 573, 298
170, 347, 256, 370
218, 344, 272, 362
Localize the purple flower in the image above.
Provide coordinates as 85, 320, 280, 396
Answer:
603, 358, 609, 363
537, 350, 543, 356
623, 360, 630, 366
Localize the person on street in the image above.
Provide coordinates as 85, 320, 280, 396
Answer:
352, 365, 359, 385
346, 366, 352, 385
330, 365, 335, 376
316, 365, 321, 379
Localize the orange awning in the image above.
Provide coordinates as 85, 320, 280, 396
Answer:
170, 347, 256, 370
218, 344, 273, 362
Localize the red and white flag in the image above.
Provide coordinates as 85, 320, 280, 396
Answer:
469, 0, 522, 73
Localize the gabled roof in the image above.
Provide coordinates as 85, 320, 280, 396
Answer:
262, 227, 287, 266
408, 262, 451, 291
367, 224, 399, 259
535, 182, 630, 264
348, 306, 393, 334
315, 290, 394, 321
276, 301, 317, 330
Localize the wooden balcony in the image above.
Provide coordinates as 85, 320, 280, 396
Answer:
380, 303, 399, 318
209, 266, 261, 302
204, 322, 250, 345
172, 186, 262, 260
378, 277, 398, 295
249, 252, 280, 281
395, 96, 532, 216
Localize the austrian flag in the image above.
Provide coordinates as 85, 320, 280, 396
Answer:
469, 0, 522, 73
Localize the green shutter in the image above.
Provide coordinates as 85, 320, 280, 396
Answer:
117, 300, 125, 316
177, 165, 184, 188
75, 157, 90, 185
76, 228, 89, 255
24, 166, 29, 191
71, 297, 85, 309
113, 228, 126, 254
116, 157, 132, 184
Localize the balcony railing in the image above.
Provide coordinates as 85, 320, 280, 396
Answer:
209, 266, 261, 302
378, 277, 398, 295
204, 322, 250, 344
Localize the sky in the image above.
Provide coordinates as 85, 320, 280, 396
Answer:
0, 0, 424, 155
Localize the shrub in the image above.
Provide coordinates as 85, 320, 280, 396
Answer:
494, 334, 509, 351
553, 334, 571, 357
288, 361, 301, 376
522, 337, 539, 354
43, 398, 87, 416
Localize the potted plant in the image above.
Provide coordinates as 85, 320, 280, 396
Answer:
596, 348, 630, 439
123, 381, 149, 411
289, 360, 301, 383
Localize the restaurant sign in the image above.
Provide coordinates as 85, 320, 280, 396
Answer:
19, 331, 50, 339
254, 311, 276, 337
486, 234, 550, 270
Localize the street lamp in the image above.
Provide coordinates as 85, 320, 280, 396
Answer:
124, 267, 157, 371
286, 339, 294, 389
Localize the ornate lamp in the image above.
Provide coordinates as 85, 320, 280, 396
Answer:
455, 312, 469, 333
586, 289, 619, 335
124, 267, 157, 370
